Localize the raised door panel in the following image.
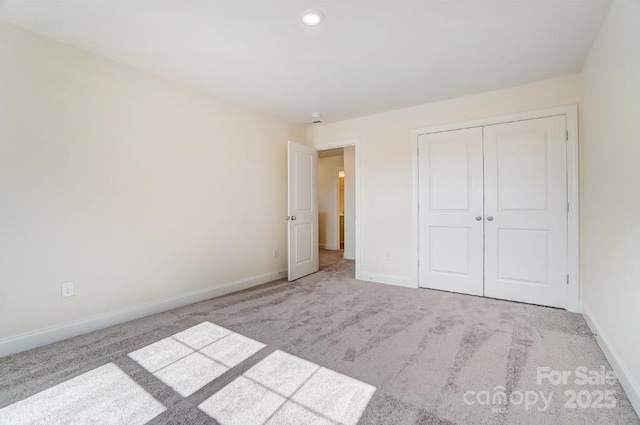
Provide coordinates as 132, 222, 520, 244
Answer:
429, 140, 470, 211
294, 223, 314, 264
497, 228, 549, 284
496, 131, 548, 211
294, 151, 313, 212
429, 226, 470, 275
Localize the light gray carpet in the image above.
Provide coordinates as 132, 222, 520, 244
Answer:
1, 250, 638, 424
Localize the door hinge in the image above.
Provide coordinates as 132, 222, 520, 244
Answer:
566, 130, 569, 141
566, 274, 570, 284
567, 202, 570, 213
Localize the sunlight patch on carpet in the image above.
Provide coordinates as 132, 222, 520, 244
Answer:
0, 363, 165, 425
128, 321, 265, 397
199, 350, 376, 425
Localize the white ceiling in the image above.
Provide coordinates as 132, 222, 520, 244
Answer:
0, 1, 610, 123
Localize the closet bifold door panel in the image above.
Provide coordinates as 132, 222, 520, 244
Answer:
483, 116, 568, 308
417, 127, 484, 296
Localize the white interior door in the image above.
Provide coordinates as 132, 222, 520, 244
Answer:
418, 127, 484, 296
288, 141, 319, 281
483, 116, 568, 308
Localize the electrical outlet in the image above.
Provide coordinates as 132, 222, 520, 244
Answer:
61, 281, 74, 298
386, 251, 392, 261
273, 248, 279, 258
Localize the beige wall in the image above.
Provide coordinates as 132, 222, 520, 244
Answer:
318, 154, 343, 249
0, 22, 304, 339
307, 74, 583, 283
581, 0, 640, 408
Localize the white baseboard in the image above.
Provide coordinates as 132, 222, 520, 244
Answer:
343, 250, 355, 260
0, 269, 287, 358
582, 302, 640, 416
356, 271, 416, 288
319, 244, 338, 250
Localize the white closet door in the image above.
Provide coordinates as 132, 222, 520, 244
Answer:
483, 116, 568, 308
418, 128, 484, 296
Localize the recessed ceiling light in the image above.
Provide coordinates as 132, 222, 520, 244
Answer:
301, 9, 324, 26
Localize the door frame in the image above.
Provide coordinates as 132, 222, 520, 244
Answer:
317, 149, 343, 251
410, 105, 580, 312
314, 138, 361, 272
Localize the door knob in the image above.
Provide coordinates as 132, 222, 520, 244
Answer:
286, 216, 290, 220
291, 216, 297, 220
487, 216, 494, 221
475, 216, 482, 221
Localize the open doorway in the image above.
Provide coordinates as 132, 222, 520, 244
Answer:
287, 139, 358, 281
318, 146, 356, 273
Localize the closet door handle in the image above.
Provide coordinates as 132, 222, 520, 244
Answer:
487, 216, 494, 221
475, 216, 482, 221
